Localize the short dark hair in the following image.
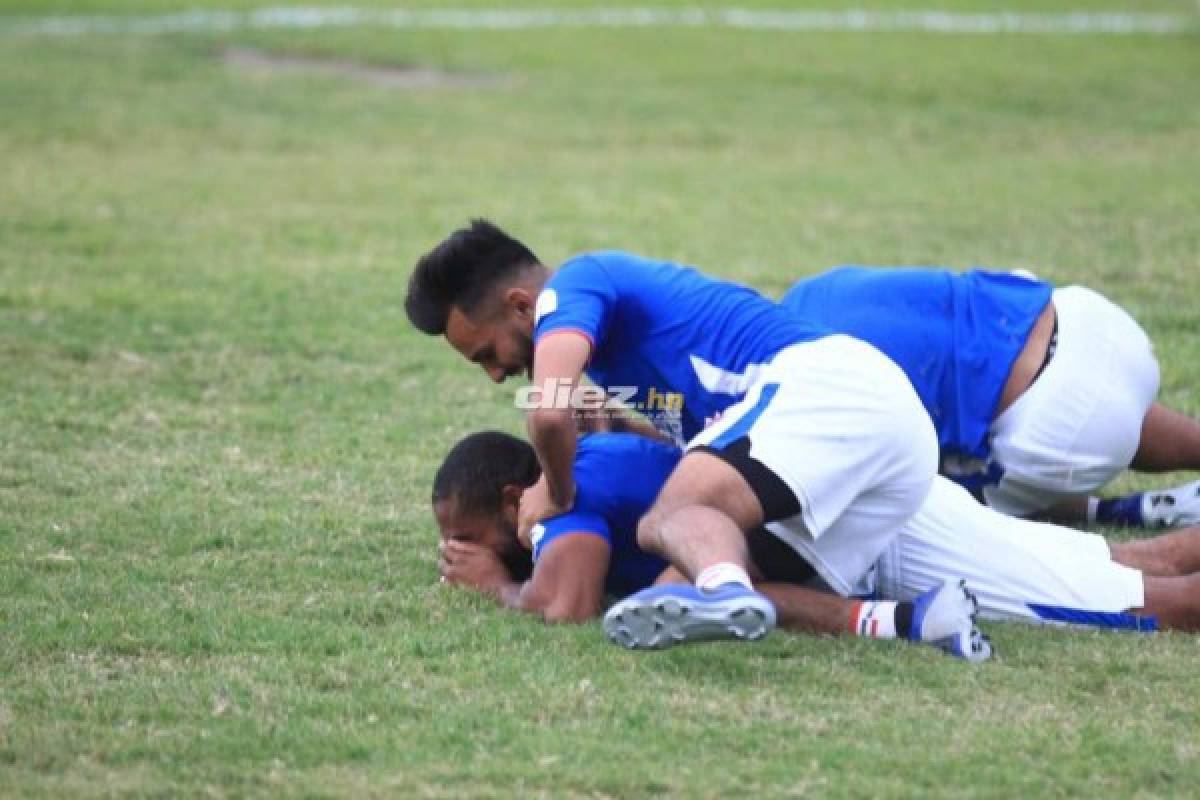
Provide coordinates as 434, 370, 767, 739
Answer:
433, 431, 541, 515
406, 219, 540, 335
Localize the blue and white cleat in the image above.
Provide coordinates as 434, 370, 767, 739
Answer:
1142, 479, 1200, 529
604, 584, 777, 650
910, 579, 993, 662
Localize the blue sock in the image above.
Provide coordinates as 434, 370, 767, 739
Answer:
1096, 494, 1145, 527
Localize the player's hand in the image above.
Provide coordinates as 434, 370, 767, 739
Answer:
439, 539, 511, 593
517, 475, 574, 549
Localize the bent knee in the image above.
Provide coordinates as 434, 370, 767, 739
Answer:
636, 508, 666, 553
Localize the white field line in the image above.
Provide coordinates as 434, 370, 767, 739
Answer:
1, 7, 1196, 37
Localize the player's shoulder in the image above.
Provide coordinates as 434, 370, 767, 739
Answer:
557, 249, 643, 273
557, 249, 689, 280
549, 251, 695, 315
543, 252, 623, 300
536, 253, 627, 328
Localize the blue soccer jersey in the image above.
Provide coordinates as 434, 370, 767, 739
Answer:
779, 266, 1053, 461
530, 433, 678, 597
534, 251, 829, 443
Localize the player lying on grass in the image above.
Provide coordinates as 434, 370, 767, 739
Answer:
409, 220, 944, 650
434, 430, 988, 659
780, 266, 1200, 529
434, 431, 1200, 656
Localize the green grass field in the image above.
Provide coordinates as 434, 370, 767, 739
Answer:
3, 0, 1200, 796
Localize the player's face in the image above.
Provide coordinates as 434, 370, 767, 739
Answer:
445, 302, 534, 385
433, 496, 532, 580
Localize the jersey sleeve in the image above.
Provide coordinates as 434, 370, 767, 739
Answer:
534, 256, 619, 351
530, 510, 612, 563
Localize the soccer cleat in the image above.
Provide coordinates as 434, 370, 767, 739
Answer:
909, 579, 993, 663
603, 583, 776, 650
1141, 480, 1200, 529
936, 625, 994, 662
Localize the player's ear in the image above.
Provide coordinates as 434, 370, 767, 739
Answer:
500, 483, 524, 520
505, 287, 535, 321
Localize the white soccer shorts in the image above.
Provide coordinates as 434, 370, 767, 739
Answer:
878, 477, 1148, 628
687, 335, 939, 596
984, 286, 1160, 515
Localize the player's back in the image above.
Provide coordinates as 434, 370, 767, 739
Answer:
536, 433, 679, 596
780, 266, 1052, 459
537, 251, 829, 442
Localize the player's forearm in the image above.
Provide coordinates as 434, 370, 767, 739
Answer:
528, 407, 577, 506
491, 580, 527, 611
493, 580, 598, 624
755, 582, 853, 636
475, 578, 550, 615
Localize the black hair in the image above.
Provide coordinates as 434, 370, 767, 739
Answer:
432, 431, 541, 515
406, 219, 541, 335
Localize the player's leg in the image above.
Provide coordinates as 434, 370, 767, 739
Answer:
634, 450, 767, 584
740, 526, 987, 658
1042, 479, 1200, 530
1132, 403, 1200, 472
883, 476, 1200, 633
1136, 574, 1200, 631
757, 579, 990, 660
606, 449, 779, 649
635, 561, 986, 657
609, 380, 797, 649
608, 336, 943, 650
1082, 399, 1200, 527
1096, 403, 1200, 529
1109, 526, 1200, 577
881, 477, 1154, 630
651, 553, 865, 638
1039, 427, 1200, 530
611, 375, 802, 649
1032, 496, 1089, 525
680, 336, 938, 598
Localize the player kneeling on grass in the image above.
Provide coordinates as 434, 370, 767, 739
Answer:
780, 266, 1200, 529
433, 431, 1200, 654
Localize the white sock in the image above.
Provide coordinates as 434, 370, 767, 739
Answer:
1086, 496, 1100, 526
849, 601, 899, 639
695, 563, 752, 592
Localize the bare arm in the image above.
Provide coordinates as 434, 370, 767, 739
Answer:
440, 534, 610, 624
525, 332, 593, 527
